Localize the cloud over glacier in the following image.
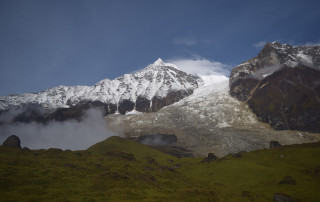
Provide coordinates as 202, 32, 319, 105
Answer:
167, 57, 231, 76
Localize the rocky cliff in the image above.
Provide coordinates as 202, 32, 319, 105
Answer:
230, 42, 320, 132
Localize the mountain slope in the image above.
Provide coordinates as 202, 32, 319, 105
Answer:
230, 42, 320, 101
105, 75, 320, 156
0, 59, 201, 121
229, 42, 320, 132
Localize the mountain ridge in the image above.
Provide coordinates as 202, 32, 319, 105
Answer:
0, 58, 201, 121
229, 41, 320, 132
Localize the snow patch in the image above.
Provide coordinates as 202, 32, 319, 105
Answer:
126, 110, 142, 115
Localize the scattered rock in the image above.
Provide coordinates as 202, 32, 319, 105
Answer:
273, 193, 296, 202
201, 153, 218, 163
270, 141, 282, 148
279, 176, 296, 185
2, 135, 21, 148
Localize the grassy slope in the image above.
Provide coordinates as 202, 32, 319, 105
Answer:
0, 136, 319, 201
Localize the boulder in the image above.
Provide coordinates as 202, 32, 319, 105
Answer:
2, 135, 21, 148
201, 153, 218, 163
270, 141, 282, 149
273, 193, 296, 202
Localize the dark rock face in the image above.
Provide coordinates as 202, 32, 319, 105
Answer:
273, 193, 296, 202
151, 90, 193, 112
2, 135, 21, 148
0, 103, 48, 124
270, 141, 282, 148
247, 66, 320, 132
230, 42, 320, 132
229, 77, 259, 101
118, 100, 135, 114
49, 101, 112, 121
135, 96, 151, 112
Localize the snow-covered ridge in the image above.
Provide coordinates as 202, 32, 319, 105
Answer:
231, 42, 320, 80
0, 58, 200, 111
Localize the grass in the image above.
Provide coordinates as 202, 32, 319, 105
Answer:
0, 136, 320, 201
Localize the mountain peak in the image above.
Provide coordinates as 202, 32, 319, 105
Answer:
153, 58, 165, 66
0, 58, 201, 115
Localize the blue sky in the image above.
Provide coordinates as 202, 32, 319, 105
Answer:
0, 0, 320, 96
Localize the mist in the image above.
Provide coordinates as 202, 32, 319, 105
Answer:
138, 134, 177, 147
167, 57, 231, 76
0, 108, 115, 150
0, 104, 46, 123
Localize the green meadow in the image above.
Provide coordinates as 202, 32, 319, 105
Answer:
1, 136, 319, 201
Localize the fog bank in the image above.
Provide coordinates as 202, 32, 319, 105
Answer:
0, 108, 115, 150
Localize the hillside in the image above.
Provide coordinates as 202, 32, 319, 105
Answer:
1, 136, 320, 201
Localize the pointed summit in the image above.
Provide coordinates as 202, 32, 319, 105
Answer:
153, 58, 165, 66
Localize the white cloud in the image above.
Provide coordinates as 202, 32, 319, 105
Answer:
301, 42, 320, 46
253, 41, 266, 49
173, 36, 197, 46
167, 56, 231, 76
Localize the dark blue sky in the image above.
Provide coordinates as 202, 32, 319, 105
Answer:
1, 0, 319, 96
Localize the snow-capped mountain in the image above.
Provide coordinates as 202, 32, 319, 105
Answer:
230, 41, 320, 87
229, 42, 320, 132
0, 58, 201, 116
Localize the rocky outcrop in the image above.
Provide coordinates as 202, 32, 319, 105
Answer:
118, 89, 194, 114
230, 42, 320, 132
135, 96, 151, 112
151, 90, 193, 112
2, 135, 21, 148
